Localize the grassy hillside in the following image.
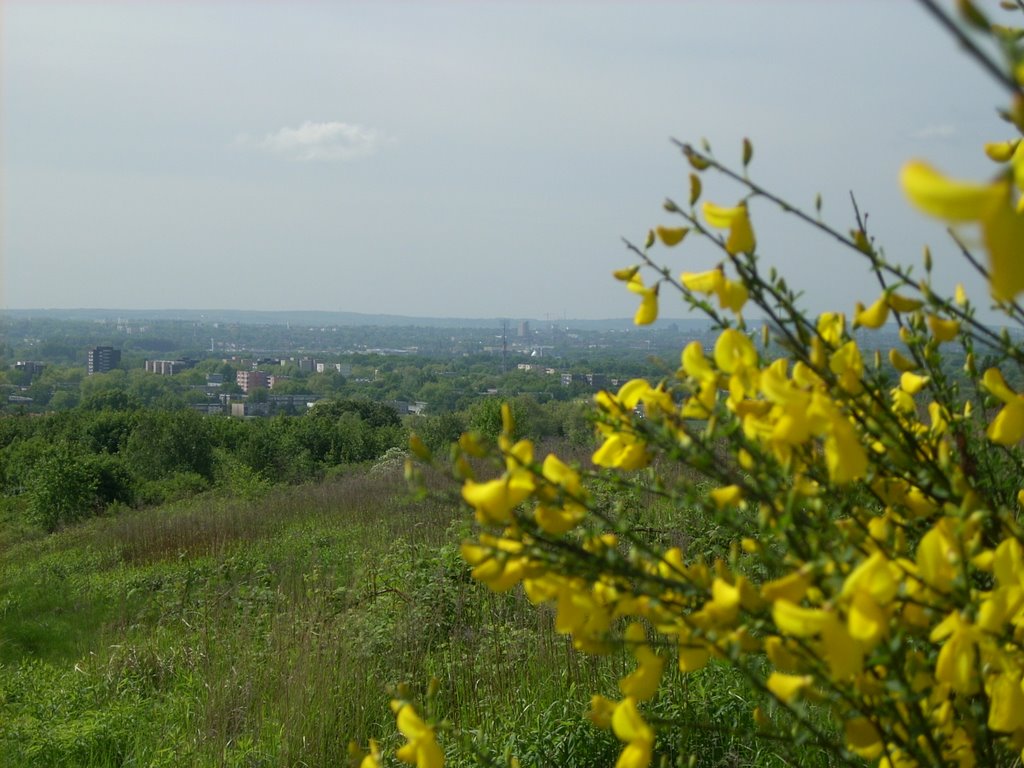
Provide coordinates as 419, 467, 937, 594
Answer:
0, 456, 825, 767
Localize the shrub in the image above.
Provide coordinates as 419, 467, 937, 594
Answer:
388, 5, 1024, 768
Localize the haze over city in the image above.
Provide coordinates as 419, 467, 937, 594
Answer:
1, 0, 1006, 320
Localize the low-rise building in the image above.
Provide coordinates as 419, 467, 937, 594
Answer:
145, 359, 191, 375
14, 361, 45, 376
236, 370, 269, 393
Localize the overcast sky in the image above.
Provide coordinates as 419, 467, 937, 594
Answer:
0, 1, 1010, 320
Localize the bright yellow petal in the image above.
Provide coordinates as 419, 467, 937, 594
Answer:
982, 367, 1018, 403
717, 278, 749, 313
619, 648, 665, 701
854, 295, 889, 329
821, 619, 864, 679
846, 591, 887, 646
888, 348, 918, 372
926, 314, 960, 342
816, 312, 846, 346
703, 201, 745, 228
634, 289, 658, 326
934, 625, 978, 694
725, 207, 756, 255
841, 551, 898, 604
899, 371, 930, 395
713, 329, 757, 373
587, 694, 618, 729
900, 160, 1003, 221
611, 697, 654, 745
988, 671, 1024, 732
845, 718, 883, 760
773, 599, 833, 637
680, 269, 724, 295
395, 703, 428, 740
886, 292, 924, 312
709, 484, 743, 509
766, 672, 813, 703
824, 416, 867, 484
982, 196, 1024, 301
987, 399, 1024, 445
761, 570, 811, 604
681, 341, 715, 381
678, 641, 710, 672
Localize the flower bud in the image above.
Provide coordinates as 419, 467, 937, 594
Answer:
689, 173, 702, 207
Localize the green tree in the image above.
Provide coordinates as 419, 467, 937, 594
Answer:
24, 443, 99, 531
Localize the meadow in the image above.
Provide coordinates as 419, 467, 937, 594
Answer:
0, 447, 826, 767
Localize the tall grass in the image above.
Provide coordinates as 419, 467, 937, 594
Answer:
0, 459, 830, 767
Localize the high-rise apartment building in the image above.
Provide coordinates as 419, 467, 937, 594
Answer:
87, 346, 121, 375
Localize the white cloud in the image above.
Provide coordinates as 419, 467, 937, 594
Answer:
234, 121, 391, 161
911, 123, 956, 140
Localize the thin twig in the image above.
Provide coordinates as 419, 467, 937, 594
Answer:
915, 0, 1023, 97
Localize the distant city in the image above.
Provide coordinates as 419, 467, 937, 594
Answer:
2, 310, 728, 416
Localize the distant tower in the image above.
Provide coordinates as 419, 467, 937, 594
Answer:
501, 320, 509, 373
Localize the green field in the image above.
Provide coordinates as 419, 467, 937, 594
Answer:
0, 454, 826, 767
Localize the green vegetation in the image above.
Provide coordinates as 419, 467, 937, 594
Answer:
0, 455, 808, 767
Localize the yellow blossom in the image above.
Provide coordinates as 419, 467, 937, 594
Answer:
930, 612, 979, 694
619, 623, 665, 701
842, 551, 898, 605
888, 348, 918, 372
845, 718, 883, 760
766, 672, 813, 703
392, 701, 444, 768
987, 670, 1024, 732
901, 161, 1024, 300
611, 697, 655, 768
773, 600, 833, 637
702, 201, 756, 255
927, 314, 960, 342
587, 694, 618, 729
822, 414, 867, 484
681, 341, 715, 382
854, 295, 890, 329
817, 312, 846, 346
761, 569, 812, 604
709, 484, 743, 509
714, 329, 757, 373
681, 268, 749, 313
461, 473, 535, 526
899, 371, 930, 395
983, 367, 1024, 445
627, 275, 659, 326
917, 518, 960, 592
887, 292, 924, 312
901, 160, 1003, 220
360, 739, 382, 768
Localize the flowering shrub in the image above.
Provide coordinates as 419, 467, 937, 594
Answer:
364, 3, 1024, 767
